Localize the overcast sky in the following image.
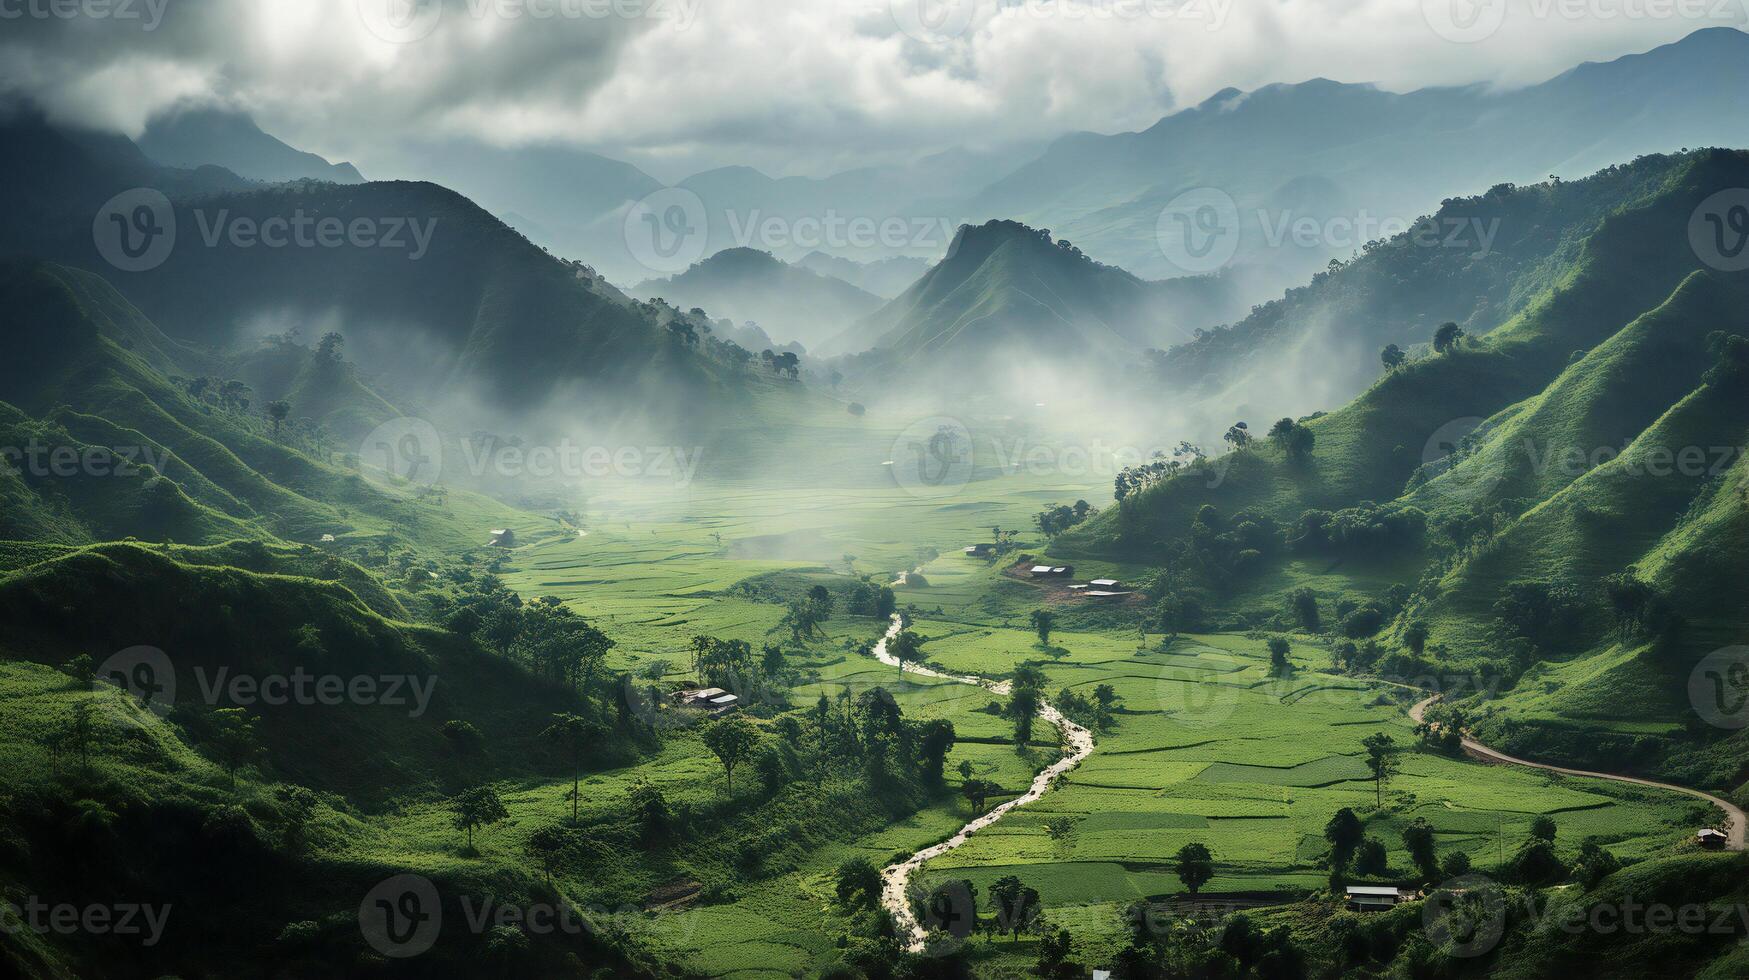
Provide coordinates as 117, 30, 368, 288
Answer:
2, 0, 1742, 180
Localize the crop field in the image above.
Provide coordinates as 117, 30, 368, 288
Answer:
471, 413, 1707, 977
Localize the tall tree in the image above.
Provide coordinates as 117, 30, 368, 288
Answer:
452, 785, 510, 850
1433, 322, 1466, 354
1361, 733, 1400, 807
702, 715, 761, 792
1175, 842, 1215, 896
1029, 609, 1057, 646
1323, 808, 1364, 886
541, 713, 600, 824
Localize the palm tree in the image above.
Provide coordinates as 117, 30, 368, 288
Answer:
541, 713, 599, 824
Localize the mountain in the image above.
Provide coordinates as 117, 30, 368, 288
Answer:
838, 219, 1239, 367
138, 105, 364, 183
1055, 148, 1749, 791
796, 251, 929, 299
0, 110, 761, 418
634, 248, 884, 350
973, 28, 1749, 286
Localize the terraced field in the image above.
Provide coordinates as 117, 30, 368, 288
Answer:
479, 414, 1708, 975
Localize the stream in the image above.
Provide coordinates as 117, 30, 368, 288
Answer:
869, 614, 1096, 952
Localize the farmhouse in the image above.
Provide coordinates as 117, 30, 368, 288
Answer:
964, 544, 995, 558
487, 528, 517, 548
1029, 565, 1074, 579
1697, 828, 1728, 850
1345, 885, 1411, 911
670, 687, 741, 715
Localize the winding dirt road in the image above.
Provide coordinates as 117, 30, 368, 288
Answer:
869, 615, 1096, 952
1409, 696, 1744, 851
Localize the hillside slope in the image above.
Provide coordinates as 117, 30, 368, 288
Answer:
635, 247, 883, 350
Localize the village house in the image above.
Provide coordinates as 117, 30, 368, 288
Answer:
1345, 885, 1412, 911
670, 686, 741, 715
1697, 828, 1728, 850
963, 543, 995, 558
1029, 565, 1074, 579
487, 528, 517, 548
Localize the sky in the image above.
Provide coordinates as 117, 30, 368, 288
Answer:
2, 0, 1743, 181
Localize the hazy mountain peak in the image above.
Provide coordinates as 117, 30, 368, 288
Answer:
138, 105, 364, 184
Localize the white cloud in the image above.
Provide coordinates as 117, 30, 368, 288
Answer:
1, 0, 1739, 177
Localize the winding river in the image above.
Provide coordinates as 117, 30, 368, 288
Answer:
869, 614, 1096, 951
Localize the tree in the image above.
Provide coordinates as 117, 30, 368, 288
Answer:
1290, 588, 1321, 632
275, 785, 318, 852
702, 715, 760, 792
1433, 322, 1465, 354
1323, 808, 1364, 881
1403, 621, 1430, 656
1354, 837, 1388, 876
1530, 815, 1557, 843
1401, 817, 1439, 881
988, 875, 1042, 941
1174, 842, 1214, 895
918, 718, 956, 787
1269, 418, 1316, 462
451, 785, 509, 850
541, 713, 600, 824
1029, 609, 1057, 646
1038, 927, 1074, 975
62, 654, 95, 689
1361, 733, 1399, 807
441, 719, 485, 755
1223, 422, 1252, 452
888, 630, 922, 678
523, 825, 570, 883
207, 708, 261, 789
1266, 637, 1292, 676
1006, 668, 1045, 746
1573, 839, 1619, 889
835, 857, 882, 908
1380, 344, 1407, 371
1441, 851, 1472, 880
266, 400, 292, 437
960, 777, 992, 813
62, 701, 97, 769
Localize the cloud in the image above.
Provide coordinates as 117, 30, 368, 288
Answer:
1, 0, 1738, 178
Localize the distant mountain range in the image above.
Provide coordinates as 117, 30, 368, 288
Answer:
138, 106, 364, 184
976, 27, 1749, 286
633, 248, 884, 351
795, 251, 931, 299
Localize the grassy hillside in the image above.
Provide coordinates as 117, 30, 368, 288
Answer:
634, 248, 884, 351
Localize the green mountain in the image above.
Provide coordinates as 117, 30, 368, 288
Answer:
138, 105, 365, 184
634, 247, 884, 351
1055, 148, 1749, 789
974, 28, 1749, 286
842, 219, 1238, 370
